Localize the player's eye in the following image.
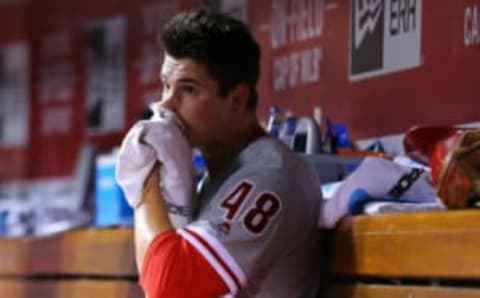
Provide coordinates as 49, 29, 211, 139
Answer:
183, 84, 199, 96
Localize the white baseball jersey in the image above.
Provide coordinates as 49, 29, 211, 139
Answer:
177, 136, 322, 297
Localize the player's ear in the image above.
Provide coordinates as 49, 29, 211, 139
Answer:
228, 83, 249, 112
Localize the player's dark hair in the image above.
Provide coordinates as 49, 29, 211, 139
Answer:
160, 9, 260, 111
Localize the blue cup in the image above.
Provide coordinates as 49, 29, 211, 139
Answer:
0, 211, 7, 236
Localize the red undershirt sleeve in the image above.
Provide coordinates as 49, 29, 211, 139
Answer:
139, 230, 229, 298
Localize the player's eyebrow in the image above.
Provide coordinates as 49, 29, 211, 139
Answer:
177, 77, 201, 85
160, 75, 203, 86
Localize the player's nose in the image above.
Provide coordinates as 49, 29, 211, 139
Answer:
159, 89, 179, 113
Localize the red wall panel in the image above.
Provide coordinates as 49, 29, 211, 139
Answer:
0, 1, 31, 180
249, 0, 480, 139
1, 0, 480, 179
26, 0, 196, 177
29, 0, 80, 177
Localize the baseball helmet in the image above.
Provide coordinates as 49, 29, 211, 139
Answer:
404, 125, 480, 208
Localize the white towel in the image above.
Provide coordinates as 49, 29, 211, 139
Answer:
362, 201, 445, 214
115, 104, 194, 228
319, 157, 445, 228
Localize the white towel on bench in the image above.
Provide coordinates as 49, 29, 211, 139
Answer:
319, 157, 445, 228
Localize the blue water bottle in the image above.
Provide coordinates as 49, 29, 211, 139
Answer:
0, 211, 7, 236
267, 106, 283, 138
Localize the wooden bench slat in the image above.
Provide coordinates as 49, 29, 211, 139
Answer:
3, 210, 480, 298
327, 284, 480, 298
0, 228, 136, 276
0, 280, 143, 298
331, 210, 480, 278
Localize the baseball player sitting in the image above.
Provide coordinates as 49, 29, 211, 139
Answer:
127, 9, 322, 298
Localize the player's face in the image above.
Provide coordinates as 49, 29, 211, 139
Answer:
158, 54, 233, 148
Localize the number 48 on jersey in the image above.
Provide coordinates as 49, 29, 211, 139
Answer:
219, 180, 282, 235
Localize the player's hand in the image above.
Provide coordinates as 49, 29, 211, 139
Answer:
142, 163, 162, 203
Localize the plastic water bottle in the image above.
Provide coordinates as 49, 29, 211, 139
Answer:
323, 117, 337, 153
267, 106, 283, 138
333, 123, 351, 149
280, 115, 297, 148
0, 211, 7, 236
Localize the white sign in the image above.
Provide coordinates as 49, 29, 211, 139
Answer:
0, 42, 30, 147
349, 0, 422, 81
85, 15, 126, 134
464, 3, 480, 47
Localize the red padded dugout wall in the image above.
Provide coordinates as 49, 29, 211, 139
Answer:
29, 0, 81, 177
1, 0, 479, 179
249, 0, 480, 138
0, 1, 31, 180
0, 0, 197, 179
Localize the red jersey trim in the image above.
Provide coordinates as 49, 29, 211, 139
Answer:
177, 227, 246, 295
186, 225, 246, 282
139, 230, 228, 298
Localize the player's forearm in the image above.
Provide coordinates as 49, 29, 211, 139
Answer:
134, 168, 174, 271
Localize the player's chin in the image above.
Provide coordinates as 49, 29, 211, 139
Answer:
178, 122, 195, 146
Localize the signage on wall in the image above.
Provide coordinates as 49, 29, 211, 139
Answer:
39, 31, 75, 136
271, 0, 324, 92
0, 42, 30, 148
349, 0, 422, 81
464, 2, 480, 47
85, 15, 126, 134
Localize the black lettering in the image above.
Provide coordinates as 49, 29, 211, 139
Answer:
402, 0, 416, 32
167, 202, 190, 216
390, 0, 399, 35
389, 185, 404, 198
388, 168, 425, 198
390, 0, 416, 36
359, 0, 364, 11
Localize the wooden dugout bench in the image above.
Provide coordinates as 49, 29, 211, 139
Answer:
0, 228, 142, 298
324, 209, 480, 298
1, 210, 480, 297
